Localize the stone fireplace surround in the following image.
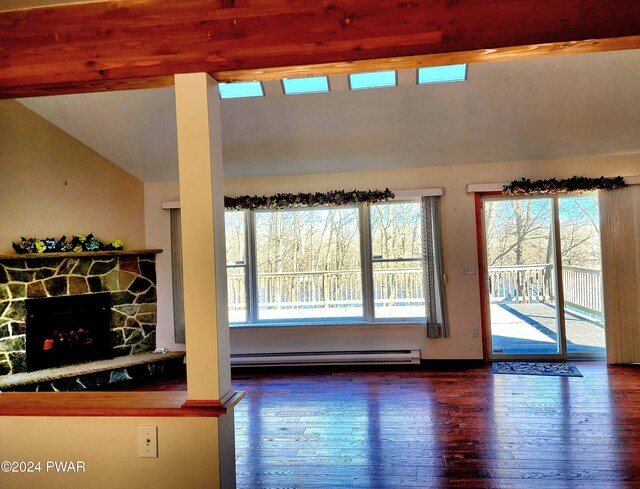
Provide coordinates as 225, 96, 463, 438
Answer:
0, 250, 161, 378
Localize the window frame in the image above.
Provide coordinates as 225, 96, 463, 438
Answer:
227, 199, 426, 327
224, 210, 251, 324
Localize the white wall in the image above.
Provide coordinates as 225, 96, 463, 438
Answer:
145, 153, 640, 360
0, 100, 145, 254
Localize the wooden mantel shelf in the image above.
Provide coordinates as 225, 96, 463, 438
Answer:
0, 249, 162, 261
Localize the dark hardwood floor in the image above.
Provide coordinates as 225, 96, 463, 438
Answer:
138, 362, 640, 488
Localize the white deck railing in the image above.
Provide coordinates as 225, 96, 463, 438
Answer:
487, 264, 555, 303
227, 268, 424, 312
562, 265, 603, 318
487, 264, 603, 319
227, 264, 603, 320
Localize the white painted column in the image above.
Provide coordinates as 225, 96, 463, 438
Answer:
174, 72, 231, 401
174, 73, 235, 488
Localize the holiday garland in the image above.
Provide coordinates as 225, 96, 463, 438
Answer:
503, 176, 627, 195
10, 190, 391, 253
12, 234, 124, 255
224, 188, 395, 211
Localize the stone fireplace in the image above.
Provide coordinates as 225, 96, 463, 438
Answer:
0, 250, 160, 377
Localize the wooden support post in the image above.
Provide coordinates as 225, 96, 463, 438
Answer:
174, 72, 230, 402
174, 72, 235, 488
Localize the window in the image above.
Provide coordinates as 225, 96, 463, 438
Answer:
225, 211, 248, 323
418, 64, 467, 84
225, 200, 432, 325
218, 81, 264, 99
370, 202, 424, 319
282, 76, 330, 95
255, 207, 362, 320
171, 196, 446, 334
349, 71, 397, 90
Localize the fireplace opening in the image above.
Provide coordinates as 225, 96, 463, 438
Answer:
26, 293, 113, 372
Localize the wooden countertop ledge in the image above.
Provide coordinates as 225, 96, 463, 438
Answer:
0, 390, 245, 417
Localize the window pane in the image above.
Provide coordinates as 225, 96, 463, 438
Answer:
254, 208, 362, 320
218, 81, 264, 99
225, 211, 246, 266
349, 71, 396, 90
558, 195, 605, 354
373, 261, 424, 319
370, 202, 422, 259
370, 201, 425, 319
418, 64, 467, 84
283, 76, 329, 95
225, 211, 247, 323
227, 268, 247, 323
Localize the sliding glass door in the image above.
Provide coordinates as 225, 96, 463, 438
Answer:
481, 193, 605, 360
557, 195, 606, 355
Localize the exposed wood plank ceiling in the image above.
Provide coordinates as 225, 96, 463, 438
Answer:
1, 0, 640, 98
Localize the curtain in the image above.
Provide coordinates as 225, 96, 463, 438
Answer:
599, 185, 640, 364
170, 209, 186, 344
421, 196, 448, 338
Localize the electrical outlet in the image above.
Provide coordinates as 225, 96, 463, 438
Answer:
472, 327, 480, 338
138, 426, 158, 458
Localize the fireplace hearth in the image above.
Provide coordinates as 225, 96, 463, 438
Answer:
26, 293, 112, 372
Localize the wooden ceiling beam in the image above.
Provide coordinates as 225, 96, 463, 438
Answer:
0, 75, 175, 99
1, 0, 639, 99
213, 36, 640, 82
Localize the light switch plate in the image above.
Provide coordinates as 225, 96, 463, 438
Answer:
462, 265, 476, 275
138, 426, 158, 458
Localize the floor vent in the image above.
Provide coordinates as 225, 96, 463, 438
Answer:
230, 350, 420, 367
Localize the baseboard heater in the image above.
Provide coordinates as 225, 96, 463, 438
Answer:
230, 350, 420, 367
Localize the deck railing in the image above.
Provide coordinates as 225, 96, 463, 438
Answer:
562, 265, 603, 318
227, 268, 424, 311
228, 264, 603, 319
487, 264, 554, 304
487, 264, 603, 319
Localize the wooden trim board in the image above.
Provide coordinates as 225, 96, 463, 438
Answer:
0, 391, 230, 417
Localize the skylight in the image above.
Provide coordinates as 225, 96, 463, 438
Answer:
418, 64, 467, 84
349, 71, 397, 90
282, 76, 329, 95
218, 81, 264, 99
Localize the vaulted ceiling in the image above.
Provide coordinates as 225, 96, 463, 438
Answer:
19, 49, 640, 181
